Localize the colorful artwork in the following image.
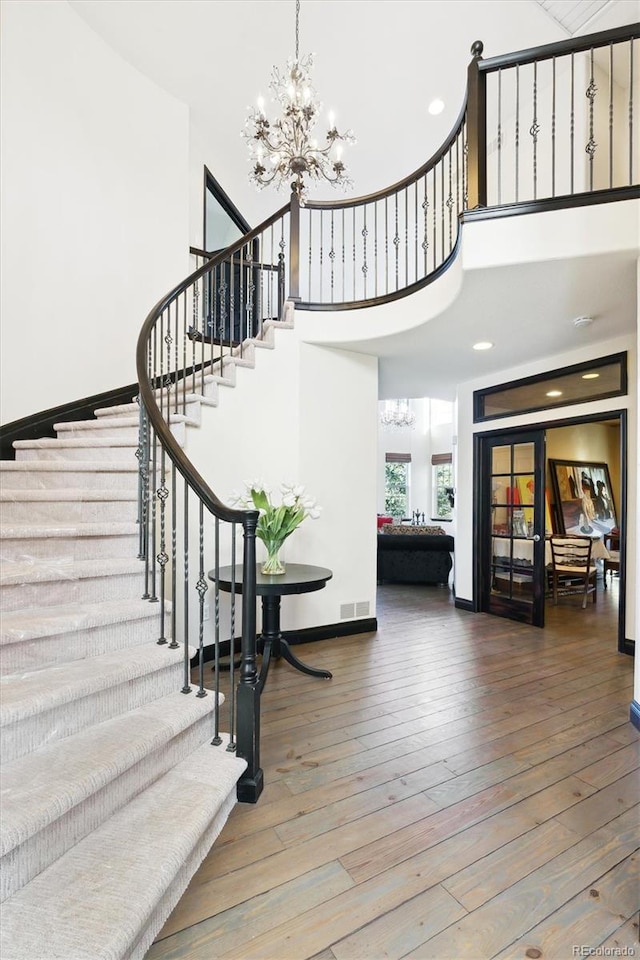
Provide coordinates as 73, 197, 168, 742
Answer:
549, 460, 617, 538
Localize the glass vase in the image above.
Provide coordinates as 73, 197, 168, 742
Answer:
261, 539, 286, 575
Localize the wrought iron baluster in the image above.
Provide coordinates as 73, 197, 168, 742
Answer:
497, 68, 502, 205
330, 210, 335, 303
551, 57, 556, 197
211, 516, 222, 745
352, 207, 356, 302
384, 198, 389, 295
374, 200, 378, 298
227, 524, 237, 752
191, 275, 199, 397
181, 293, 187, 415
319, 210, 324, 303
447, 146, 454, 251
169, 463, 178, 649
149, 426, 158, 602
432, 165, 437, 272
570, 52, 575, 194
609, 43, 614, 189
440, 158, 445, 263
239, 245, 245, 349
156, 450, 169, 643
229, 253, 235, 356
586, 48, 598, 191
342, 208, 346, 303
181, 483, 191, 694
196, 501, 208, 698
393, 194, 399, 292
404, 188, 409, 289
414, 180, 418, 284
362, 205, 368, 299
530, 61, 540, 201
515, 63, 520, 203
629, 39, 635, 186
422, 171, 428, 277
268, 227, 274, 319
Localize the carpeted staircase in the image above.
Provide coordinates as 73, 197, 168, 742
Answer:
0, 315, 293, 959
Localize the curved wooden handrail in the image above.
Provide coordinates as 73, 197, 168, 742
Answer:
303, 97, 469, 212
136, 202, 289, 523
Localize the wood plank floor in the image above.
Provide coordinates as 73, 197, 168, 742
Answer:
146, 582, 639, 960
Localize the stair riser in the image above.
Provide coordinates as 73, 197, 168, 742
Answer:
1, 534, 139, 563
0, 469, 139, 490
2, 656, 186, 763
14, 446, 139, 462
0, 712, 215, 902
0, 571, 146, 612
0, 500, 138, 524
96, 402, 202, 424
0, 613, 164, 676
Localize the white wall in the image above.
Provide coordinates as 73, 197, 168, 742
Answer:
0, 0, 189, 424
185, 319, 379, 636
455, 332, 638, 648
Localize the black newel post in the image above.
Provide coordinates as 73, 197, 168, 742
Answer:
466, 40, 487, 209
236, 510, 264, 803
288, 182, 301, 302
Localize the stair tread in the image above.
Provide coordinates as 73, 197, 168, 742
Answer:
13, 437, 139, 450
0, 460, 139, 472
0, 642, 184, 722
0, 489, 137, 502
0, 598, 165, 643
0, 693, 221, 858
0, 739, 244, 960
0, 521, 138, 539
0, 556, 144, 586
54, 414, 196, 429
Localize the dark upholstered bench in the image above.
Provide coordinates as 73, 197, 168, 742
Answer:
377, 530, 454, 585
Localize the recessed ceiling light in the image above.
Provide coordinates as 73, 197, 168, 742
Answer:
546, 390, 563, 397
428, 98, 445, 116
473, 341, 493, 351
582, 372, 600, 380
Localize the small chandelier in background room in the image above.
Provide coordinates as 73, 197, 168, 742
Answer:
243, 0, 355, 200
380, 400, 417, 429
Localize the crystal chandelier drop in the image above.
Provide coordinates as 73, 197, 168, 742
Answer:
380, 400, 417, 429
243, 0, 355, 199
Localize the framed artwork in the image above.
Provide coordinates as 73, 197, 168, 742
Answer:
549, 459, 617, 538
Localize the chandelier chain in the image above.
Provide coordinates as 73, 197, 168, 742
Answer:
295, 0, 300, 61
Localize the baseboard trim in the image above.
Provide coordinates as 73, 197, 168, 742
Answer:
198, 617, 378, 665
283, 617, 378, 646
630, 699, 640, 732
454, 597, 475, 612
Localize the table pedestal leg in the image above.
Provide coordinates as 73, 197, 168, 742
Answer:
259, 595, 332, 683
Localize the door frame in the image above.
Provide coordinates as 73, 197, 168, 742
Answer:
473, 408, 631, 655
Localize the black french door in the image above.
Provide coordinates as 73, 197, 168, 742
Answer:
478, 430, 546, 626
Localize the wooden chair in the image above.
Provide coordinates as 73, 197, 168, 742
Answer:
549, 536, 597, 608
603, 531, 620, 590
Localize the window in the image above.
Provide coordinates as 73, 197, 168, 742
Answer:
473, 353, 627, 422
385, 453, 410, 517
432, 453, 453, 520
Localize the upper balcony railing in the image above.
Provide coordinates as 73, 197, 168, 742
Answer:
291, 23, 638, 310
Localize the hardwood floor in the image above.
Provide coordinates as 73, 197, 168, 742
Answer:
147, 582, 639, 960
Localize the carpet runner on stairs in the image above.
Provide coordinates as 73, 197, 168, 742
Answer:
0, 396, 247, 960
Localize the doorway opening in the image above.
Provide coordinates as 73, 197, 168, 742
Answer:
476, 410, 630, 655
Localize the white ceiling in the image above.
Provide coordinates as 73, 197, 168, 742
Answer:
68, 0, 639, 399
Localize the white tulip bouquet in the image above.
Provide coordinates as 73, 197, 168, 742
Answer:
229, 480, 321, 574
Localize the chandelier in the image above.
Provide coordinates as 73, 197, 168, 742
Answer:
380, 400, 416, 429
243, 0, 355, 199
